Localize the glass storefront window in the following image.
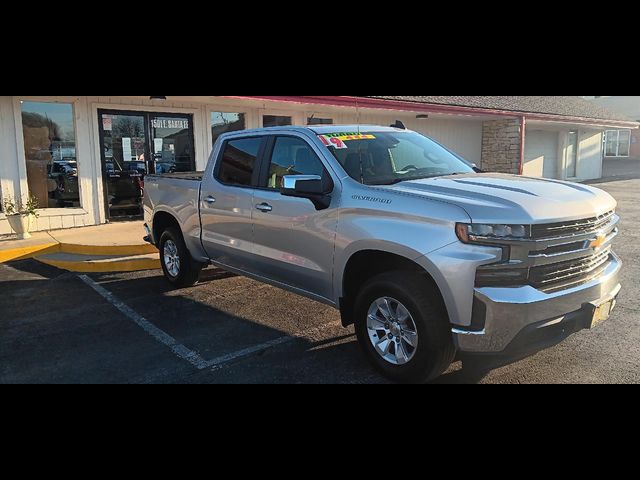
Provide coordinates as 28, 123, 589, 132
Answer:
212, 112, 246, 147
21, 101, 80, 209
307, 117, 334, 125
263, 115, 292, 128
151, 116, 194, 173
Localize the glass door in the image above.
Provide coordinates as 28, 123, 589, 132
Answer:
98, 110, 196, 220
99, 110, 148, 219
566, 131, 578, 178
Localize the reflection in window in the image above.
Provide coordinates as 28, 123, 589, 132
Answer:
307, 117, 334, 125
263, 115, 292, 128
21, 101, 80, 208
151, 116, 194, 173
566, 131, 578, 178
212, 112, 246, 147
618, 130, 631, 157
100, 113, 146, 219
217, 138, 262, 187
605, 130, 631, 157
266, 137, 324, 189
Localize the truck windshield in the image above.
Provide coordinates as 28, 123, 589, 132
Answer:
321, 131, 474, 185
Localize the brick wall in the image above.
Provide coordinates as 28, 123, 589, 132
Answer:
631, 130, 640, 160
481, 119, 522, 174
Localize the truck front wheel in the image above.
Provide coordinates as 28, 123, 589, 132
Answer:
159, 227, 203, 288
354, 271, 456, 383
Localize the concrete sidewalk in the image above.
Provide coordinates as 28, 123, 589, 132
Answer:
0, 221, 159, 271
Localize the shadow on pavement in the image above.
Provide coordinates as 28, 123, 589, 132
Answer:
1, 258, 68, 280
432, 365, 490, 384
2, 261, 513, 384
1, 261, 378, 384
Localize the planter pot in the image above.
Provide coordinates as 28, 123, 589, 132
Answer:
6, 214, 35, 240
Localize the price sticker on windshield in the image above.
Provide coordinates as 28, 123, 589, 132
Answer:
319, 135, 348, 149
318, 133, 376, 149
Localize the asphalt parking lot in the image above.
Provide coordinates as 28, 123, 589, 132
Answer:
2, 177, 639, 384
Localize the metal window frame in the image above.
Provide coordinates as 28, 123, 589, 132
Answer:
604, 129, 631, 157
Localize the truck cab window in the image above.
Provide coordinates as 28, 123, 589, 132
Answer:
265, 137, 325, 189
217, 137, 262, 187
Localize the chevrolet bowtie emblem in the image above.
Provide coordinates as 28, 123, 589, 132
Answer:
590, 233, 607, 249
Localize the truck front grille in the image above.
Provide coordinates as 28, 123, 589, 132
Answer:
475, 211, 619, 292
527, 211, 618, 292
529, 248, 612, 293
531, 210, 615, 239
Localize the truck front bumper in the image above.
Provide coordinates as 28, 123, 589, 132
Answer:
452, 253, 622, 354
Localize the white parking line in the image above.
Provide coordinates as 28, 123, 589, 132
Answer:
79, 274, 213, 369
79, 274, 343, 372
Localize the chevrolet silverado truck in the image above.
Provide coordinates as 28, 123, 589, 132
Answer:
143, 125, 622, 383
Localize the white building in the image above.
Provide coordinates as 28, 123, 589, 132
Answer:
1, 95, 637, 235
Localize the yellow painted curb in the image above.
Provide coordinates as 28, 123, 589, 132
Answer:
0, 244, 59, 263
58, 243, 157, 256
1, 242, 157, 264
36, 257, 161, 273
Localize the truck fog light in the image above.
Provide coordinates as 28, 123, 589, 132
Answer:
475, 267, 529, 287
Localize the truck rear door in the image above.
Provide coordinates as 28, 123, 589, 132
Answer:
199, 136, 266, 272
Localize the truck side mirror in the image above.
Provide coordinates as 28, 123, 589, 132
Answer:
281, 175, 332, 210
282, 175, 324, 194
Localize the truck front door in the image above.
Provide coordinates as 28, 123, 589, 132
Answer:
251, 135, 339, 301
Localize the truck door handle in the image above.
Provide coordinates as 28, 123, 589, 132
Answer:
256, 203, 273, 213
204, 196, 216, 205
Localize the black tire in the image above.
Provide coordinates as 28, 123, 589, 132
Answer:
354, 271, 456, 383
159, 227, 203, 288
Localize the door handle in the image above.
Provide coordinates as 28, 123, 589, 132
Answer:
256, 203, 273, 213
204, 196, 216, 205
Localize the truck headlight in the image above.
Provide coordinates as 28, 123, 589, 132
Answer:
456, 223, 529, 244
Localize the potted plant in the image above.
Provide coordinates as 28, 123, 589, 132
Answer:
2, 195, 39, 239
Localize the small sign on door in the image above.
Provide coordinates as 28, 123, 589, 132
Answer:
122, 137, 132, 161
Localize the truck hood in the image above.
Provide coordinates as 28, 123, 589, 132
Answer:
382, 173, 617, 224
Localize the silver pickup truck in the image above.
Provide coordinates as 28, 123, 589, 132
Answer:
144, 125, 621, 383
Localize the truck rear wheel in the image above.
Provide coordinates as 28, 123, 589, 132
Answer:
354, 271, 456, 383
159, 227, 203, 288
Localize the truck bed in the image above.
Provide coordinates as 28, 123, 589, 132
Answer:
145, 173, 202, 225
